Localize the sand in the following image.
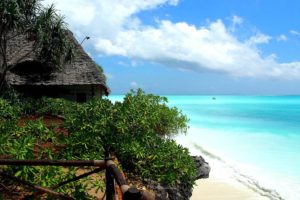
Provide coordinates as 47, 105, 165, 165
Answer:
174, 134, 277, 200
191, 178, 269, 200
190, 158, 270, 200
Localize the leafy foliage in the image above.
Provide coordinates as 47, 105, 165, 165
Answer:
0, 98, 20, 119
0, 90, 196, 198
33, 4, 74, 67
114, 89, 188, 136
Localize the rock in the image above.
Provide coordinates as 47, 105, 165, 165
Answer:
154, 183, 169, 200
192, 155, 211, 179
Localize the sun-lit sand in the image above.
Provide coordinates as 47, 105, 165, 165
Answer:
175, 132, 279, 200
191, 177, 269, 200
190, 158, 270, 200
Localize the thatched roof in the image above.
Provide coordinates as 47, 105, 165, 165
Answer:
1, 30, 109, 95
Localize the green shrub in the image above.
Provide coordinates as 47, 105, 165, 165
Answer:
35, 97, 77, 116
117, 135, 196, 187
63, 98, 114, 160
114, 89, 188, 136
0, 98, 20, 119
0, 90, 196, 198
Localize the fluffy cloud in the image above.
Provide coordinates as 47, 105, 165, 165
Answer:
43, 0, 300, 79
43, 0, 179, 38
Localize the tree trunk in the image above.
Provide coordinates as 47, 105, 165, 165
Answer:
0, 33, 8, 96
0, 68, 8, 95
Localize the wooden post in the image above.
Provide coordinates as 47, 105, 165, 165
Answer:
123, 187, 142, 200
105, 167, 115, 200
105, 151, 115, 200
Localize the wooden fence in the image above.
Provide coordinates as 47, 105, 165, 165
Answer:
0, 158, 155, 200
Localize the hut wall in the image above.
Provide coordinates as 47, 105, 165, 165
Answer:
12, 85, 103, 102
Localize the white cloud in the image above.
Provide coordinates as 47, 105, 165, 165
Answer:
290, 30, 300, 36
43, 0, 96, 26
247, 33, 272, 45
277, 34, 288, 41
229, 15, 243, 32
43, 0, 179, 38
43, 0, 300, 79
232, 15, 243, 25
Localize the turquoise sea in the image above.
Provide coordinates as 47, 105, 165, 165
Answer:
109, 95, 300, 200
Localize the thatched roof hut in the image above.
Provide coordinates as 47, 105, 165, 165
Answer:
1, 30, 109, 102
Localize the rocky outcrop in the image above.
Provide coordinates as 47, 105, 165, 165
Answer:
128, 155, 210, 200
192, 156, 210, 179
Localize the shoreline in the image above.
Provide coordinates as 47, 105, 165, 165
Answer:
174, 132, 284, 200
191, 155, 270, 200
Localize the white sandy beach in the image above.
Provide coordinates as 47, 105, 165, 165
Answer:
189, 149, 278, 200
175, 133, 272, 200
189, 149, 272, 200
191, 177, 269, 200
190, 151, 271, 200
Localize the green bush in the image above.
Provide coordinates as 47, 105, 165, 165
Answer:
35, 97, 77, 116
62, 98, 114, 160
114, 89, 188, 136
0, 90, 196, 198
117, 135, 196, 187
0, 98, 20, 119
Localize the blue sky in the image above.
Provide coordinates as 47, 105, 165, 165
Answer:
44, 0, 300, 95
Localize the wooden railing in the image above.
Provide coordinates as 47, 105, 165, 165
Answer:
0, 158, 155, 200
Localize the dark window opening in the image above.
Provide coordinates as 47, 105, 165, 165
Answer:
10, 61, 52, 75
76, 93, 87, 102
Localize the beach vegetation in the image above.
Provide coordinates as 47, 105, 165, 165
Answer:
0, 89, 196, 198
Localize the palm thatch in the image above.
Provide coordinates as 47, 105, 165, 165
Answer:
1, 30, 109, 96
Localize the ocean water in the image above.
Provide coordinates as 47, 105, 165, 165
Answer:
108, 95, 300, 200
166, 96, 300, 200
